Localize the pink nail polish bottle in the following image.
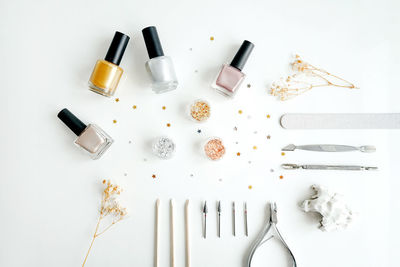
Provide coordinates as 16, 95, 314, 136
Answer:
212, 40, 254, 98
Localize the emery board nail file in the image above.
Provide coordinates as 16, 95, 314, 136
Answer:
280, 113, 400, 129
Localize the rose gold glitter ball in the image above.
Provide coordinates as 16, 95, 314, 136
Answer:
204, 138, 225, 160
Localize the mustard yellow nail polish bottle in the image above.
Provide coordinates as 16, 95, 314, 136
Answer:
89, 31, 130, 97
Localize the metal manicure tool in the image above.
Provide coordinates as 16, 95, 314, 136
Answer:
244, 202, 248, 237
202, 201, 208, 239
217, 201, 221, 238
282, 163, 378, 171
232, 202, 236, 236
282, 144, 376, 153
247, 202, 297, 267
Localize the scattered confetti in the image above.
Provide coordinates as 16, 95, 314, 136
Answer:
247, 84, 251, 88
219, 178, 223, 182
253, 146, 257, 150
197, 129, 202, 134
204, 138, 225, 160
162, 106, 166, 110
124, 173, 127, 176
248, 161, 252, 164
132, 105, 137, 109
113, 120, 117, 124
128, 140, 132, 144
247, 115, 252, 119
267, 135, 271, 139
270, 169, 274, 172
115, 98, 120, 102
152, 174, 156, 179
235, 141, 239, 144
166, 123, 171, 127
236, 152, 241, 156
143, 158, 147, 162
266, 114, 271, 119
195, 70, 198, 73
281, 152, 285, 156
238, 110, 243, 114
190, 174, 194, 177
189, 48, 193, 51
253, 131, 258, 134
248, 185, 253, 190
152, 137, 175, 159
279, 175, 284, 179
190, 100, 211, 122
210, 36, 214, 41
233, 126, 238, 131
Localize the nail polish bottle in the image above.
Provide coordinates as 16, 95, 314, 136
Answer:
212, 40, 254, 98
142, 26, 178, 93
89, 31, 130, 97
57, 108, 113, 159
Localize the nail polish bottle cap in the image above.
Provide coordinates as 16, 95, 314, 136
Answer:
142, 26, 164, 59
57, 108, 87, 136
230, 40, 254, 71
104, 31, 130, 66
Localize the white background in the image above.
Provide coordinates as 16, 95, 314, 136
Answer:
0, 0, 399, 266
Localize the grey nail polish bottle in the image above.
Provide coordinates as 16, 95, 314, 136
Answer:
142, 26, 178, 93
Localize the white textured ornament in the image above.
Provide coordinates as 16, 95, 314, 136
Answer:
301, 185, 356, 232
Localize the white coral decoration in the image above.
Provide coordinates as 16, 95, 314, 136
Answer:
301, 185, 355, 232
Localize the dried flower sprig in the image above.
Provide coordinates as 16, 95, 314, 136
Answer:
82, 180, 127, 267
270, 55, 358, 100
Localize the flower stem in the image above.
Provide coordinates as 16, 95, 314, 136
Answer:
82, 217, 102, 267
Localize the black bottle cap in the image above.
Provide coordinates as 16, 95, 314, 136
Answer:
142, 26, 164, 59
230, 40, 254, 71
57, 108, 87, 136
104, 31, 130, 66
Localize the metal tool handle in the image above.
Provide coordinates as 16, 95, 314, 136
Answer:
297, 144, 358, 152
304, 164, 363, 170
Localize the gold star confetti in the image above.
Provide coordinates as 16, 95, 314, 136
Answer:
267, 135, 271, 139
248, 185, 253, 189
152, 174, 156, 179
266, 114, 271, 119
166, 123, 171, 127
113, 120, 117, 124
247, 84, 251, 88
279, 175, 284, 179
238, 110, 243, 114
210, 36, 214, 41
162, 106, 166, 110
281, 152, 285, 156
237, 152, 241, 156
253, 146, 257, 150
115, 98, 120, 102
132, 105, 137, 109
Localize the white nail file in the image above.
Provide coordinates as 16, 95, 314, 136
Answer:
280, 113, 400, 129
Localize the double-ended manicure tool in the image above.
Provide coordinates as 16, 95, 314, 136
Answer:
282, 163, 378, 171
282, 144, 376, 153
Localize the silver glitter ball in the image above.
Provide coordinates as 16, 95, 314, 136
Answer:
152, 136, 176, 159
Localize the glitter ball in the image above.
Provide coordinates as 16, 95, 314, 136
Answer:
132, 105, 137, 109
113, 120, 117, 124
237, 152, 241, 156
238, 110, 243, 114
210, 36, 214, 41
152, 137, 176, 159
204, 138, 225, 161
115, 98, 120, 102
253, 146, 257, 150
248, 185, 253, 189
166, 123, 171, 127
152, 174, 156, 179
197, 129, 202, 133
267, 135, 271, 139
279, 175, 284, 179
190, 100, 211, 122
162, 106, 166, 110
266, 114, 271, 119
281, 152, 285, 156
247, 84, 251, 88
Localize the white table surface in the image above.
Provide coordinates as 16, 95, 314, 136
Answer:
1, 0, 399, 266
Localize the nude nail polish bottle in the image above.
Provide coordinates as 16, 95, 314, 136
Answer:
88, 31, 130, 97
142, 26, 178, 93
57, 108, 113, 159
212, 40, 254, 98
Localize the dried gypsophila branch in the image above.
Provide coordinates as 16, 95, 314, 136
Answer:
269, 54, 358, 101
82, 180, 127, 267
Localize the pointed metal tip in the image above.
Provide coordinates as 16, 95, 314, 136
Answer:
282, 144, 296, 151
217, 201, 221, 213
203, 201, 208, 213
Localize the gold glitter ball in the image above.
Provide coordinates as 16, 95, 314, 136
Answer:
281, 152, 285, 156
132, 105, 137, 109
204, 138, 225, 160
113, 120, 117, 124
238, 110, 243, 114
210, 36, 214, 41
267, 135, 271, 139
248, 185, 253, 189
190, 100, 211, 122
253, 146, 257, 150
162, 106, 166, 110
115, 98, 120, 102
266, 114, 271, 118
